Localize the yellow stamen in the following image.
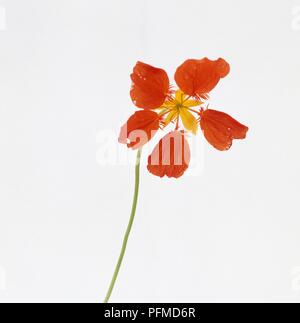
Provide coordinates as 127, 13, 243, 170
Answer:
159, 90, 203, 134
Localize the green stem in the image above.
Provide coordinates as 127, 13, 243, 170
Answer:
104, 149, 142, 303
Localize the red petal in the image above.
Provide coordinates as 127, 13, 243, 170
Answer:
175, 58, 230, 97
147, 131, 191, 178
130, 61, 170, 109
119, 110, 160, 149
200, 109, 248, 151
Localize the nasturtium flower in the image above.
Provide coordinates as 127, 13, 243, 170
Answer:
106, 58, 249, 303
119, 58, 249, 178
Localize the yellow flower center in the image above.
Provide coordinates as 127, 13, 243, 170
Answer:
159, 90, 202, 135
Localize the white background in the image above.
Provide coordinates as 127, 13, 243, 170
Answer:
0, 0, 300, 303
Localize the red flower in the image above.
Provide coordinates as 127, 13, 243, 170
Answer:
119, 58, 249, 178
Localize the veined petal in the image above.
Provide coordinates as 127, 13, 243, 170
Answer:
200, 109, 249, 151
130, 61, 170, 109
119, 110, 160, 149
147, 131, 191, 178
180, 108, 198, 134
175, 58, 230, 97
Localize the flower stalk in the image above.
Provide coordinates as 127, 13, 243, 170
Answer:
104, 149, 142, 303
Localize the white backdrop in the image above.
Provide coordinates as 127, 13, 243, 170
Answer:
0, 0, 300, 303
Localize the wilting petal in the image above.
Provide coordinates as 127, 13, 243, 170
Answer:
200, 109, 249, 151
147, 131, 191, 178
130, 61, 170, 109
175, 58, 230, 97
119, 110, 160, 149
